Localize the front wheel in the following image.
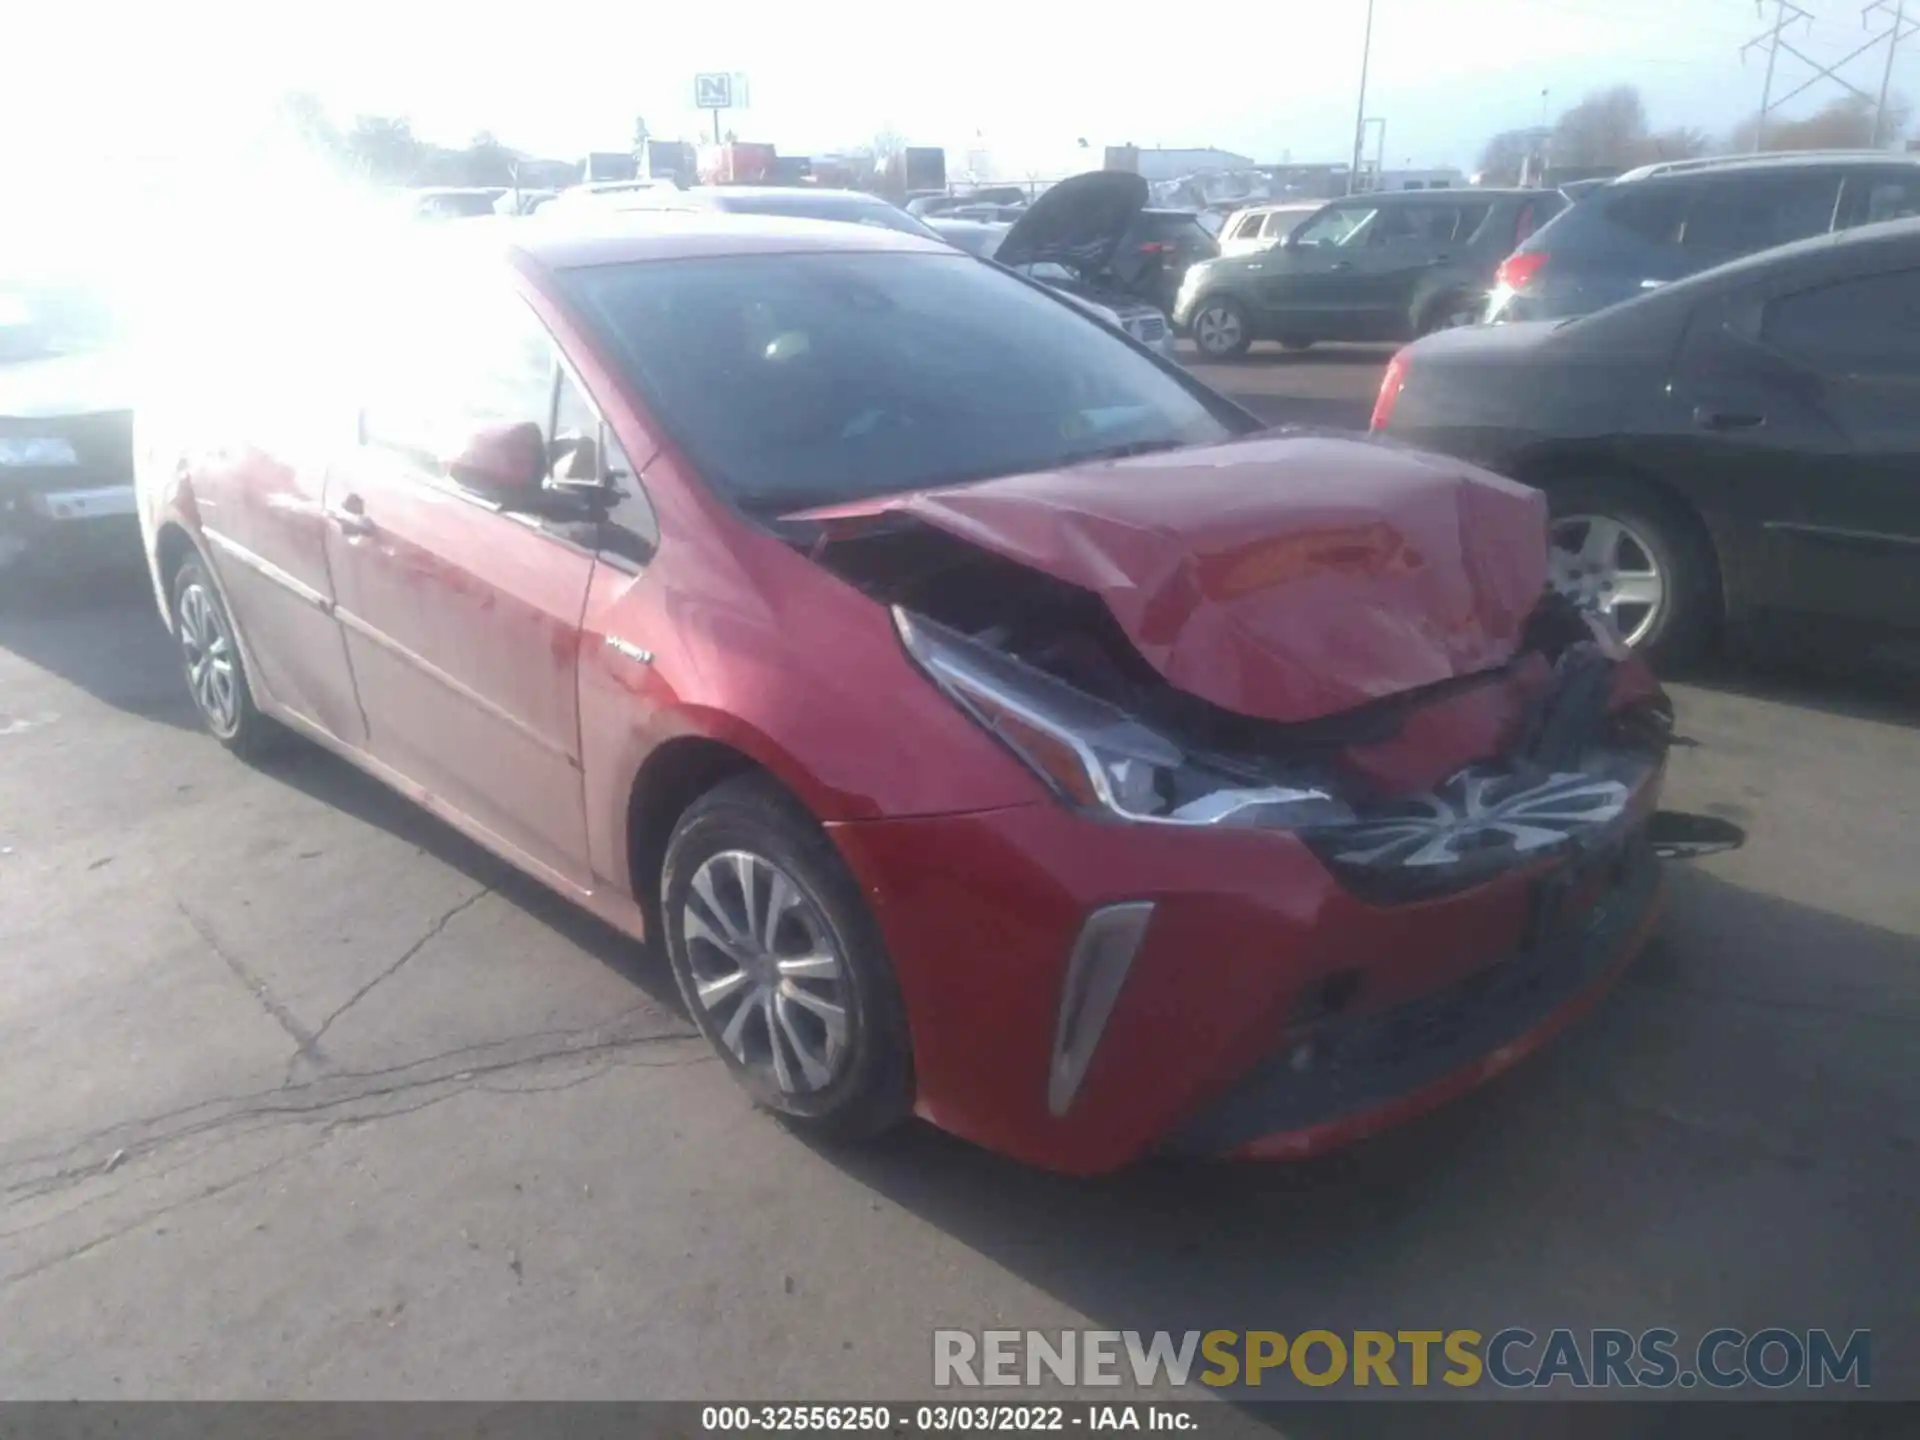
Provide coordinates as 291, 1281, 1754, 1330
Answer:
1544, 478, 1718, 669
1188, 296, 1252, 359
171, 556, 279, 758
661, 774, 913, 1142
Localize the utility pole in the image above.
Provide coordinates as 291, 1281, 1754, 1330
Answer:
1349, 0, 1376, 194
1743, 0, 1916, 151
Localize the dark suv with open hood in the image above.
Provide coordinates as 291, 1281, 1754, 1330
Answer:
994, 172, 1216, 322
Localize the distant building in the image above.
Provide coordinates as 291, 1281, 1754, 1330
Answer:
1105, 146, 1259, 181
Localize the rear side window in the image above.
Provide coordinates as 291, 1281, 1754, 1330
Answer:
1761, 268, 1920, 375
1855, 174, 1920, 225
1680, 173, 1840, 257
1227, 212, 1263, 240
1259, 211, 1298, 239
1134, 213, 1212, 245
1596, 187, 1689, 247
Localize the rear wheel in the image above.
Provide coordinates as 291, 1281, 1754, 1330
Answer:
1189, 296, 1252, 359
661, 774, 913, 1142
1544, 478, 1718, 669
171, 556, 279, 758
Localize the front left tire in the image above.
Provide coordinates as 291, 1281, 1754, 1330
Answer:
1189, 296, 1253, 359
171, 556, 278, 758
661, 773, 913, 1142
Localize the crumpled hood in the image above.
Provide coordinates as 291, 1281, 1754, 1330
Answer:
794, 432, 1550, 725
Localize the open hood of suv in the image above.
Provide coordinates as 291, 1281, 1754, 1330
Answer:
790, 432, 1551, 725
993, 171, 1148, 275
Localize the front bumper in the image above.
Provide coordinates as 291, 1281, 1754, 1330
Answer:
827, 773, 1665, 1176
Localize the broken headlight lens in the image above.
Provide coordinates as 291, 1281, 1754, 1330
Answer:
894, 608, 1355, 829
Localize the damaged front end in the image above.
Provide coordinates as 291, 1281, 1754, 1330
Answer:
815, 513, 1732, 903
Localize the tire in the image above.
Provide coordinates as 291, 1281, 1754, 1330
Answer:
1277, 336, 1315, 351
170, 556, 280, 758
661, 773, 913, 1142
1417, 293, 1482, 336
1188, 295, 1253, 359
1542, 477, 1718, 670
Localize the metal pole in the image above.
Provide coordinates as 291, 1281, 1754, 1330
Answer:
713, 109, 722, 145
1755, 0, 1785, 153
1872, 0, 1906, 146
1374, 120, 1387, 189
1349, 0, 1376, 194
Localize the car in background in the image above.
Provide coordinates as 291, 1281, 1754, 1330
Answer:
927, 217, 1177, 361
1176, 188, 1564, 359
928, 219, 1009, 257
1486, 152, 1920, 323
1, 272, 134, 577
595, 184, 945, 242
906, 187, 1028, 218
135, 210, 1731, 1174
1216, 202, 1322, 258
1372, 217, 1920, 665
544, 180, 680, 213
495, 189, 560, 216
1121, 208, 1220, 313
404, 187, 509, 221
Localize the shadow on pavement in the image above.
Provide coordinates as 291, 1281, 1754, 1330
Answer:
252, 739, 687, 1024
1680, 646, 1920, 730
802, 864, 1919, 1417
0, 548, 201, 732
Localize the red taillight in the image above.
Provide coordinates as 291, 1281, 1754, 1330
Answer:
1137, 241, 1171, 253
1371, 351, 1409, 432
1495, 250, 1548, 291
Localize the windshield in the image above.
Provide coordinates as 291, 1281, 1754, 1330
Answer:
557, 251, 1239, 511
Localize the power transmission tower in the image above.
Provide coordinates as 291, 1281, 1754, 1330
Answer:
1743, 0, 1919, 152
1866, 0, 1918, 147
1744, 1, 1815, 152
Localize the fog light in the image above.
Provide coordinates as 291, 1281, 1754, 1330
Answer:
1047, 902, 1154, 1117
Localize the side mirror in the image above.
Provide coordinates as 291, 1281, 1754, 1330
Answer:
446, 420, 546, 502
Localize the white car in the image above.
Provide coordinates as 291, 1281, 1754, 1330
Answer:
1215, 202, 1322, 258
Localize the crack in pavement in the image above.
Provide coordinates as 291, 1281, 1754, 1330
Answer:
0, 1142, 329, 1292
303, 885, 496, 1062
1, 1008, 699, 1199
175, 899, 321, 1061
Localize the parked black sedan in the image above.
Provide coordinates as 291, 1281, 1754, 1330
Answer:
1174, 187, 1564, 358
1372, 218, 1919, 665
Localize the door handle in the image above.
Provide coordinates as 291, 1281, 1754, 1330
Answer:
1693, 407, 1766, 432
327, 495, 374, 536
1328, 260, 1353, 271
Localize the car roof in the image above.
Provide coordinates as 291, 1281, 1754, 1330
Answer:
1612, 150, 1920, 184
701, 186, 889, 204
1339, 188, 1538, 203
502, 207, 953, 269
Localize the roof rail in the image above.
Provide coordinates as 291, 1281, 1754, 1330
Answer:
1616, 149, 1915, 182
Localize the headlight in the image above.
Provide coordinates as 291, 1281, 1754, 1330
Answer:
894, 608, 1354, 830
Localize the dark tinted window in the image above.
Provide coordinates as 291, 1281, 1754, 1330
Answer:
1858, 174, 1920, 224
1365, 201, 1471, 246
556, 252, 1239, 511
1133, 212, 1210, 241
1761, 268, 1920, 375
1680, 173, 1840, 256
1595, 187, 1689, 247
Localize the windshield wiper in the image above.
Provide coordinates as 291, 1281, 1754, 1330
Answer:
1060, 437, 1188, 466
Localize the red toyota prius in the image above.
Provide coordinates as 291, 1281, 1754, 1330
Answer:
135, 212, 1736, 1174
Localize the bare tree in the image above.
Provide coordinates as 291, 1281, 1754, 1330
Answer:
1645, 126, 1713, 162
1552, 85, 1652, 169
343, 115, 423, 185
871, 127, 907, 165
1477, 128, 1539, 185
1728, 94, 1909, 151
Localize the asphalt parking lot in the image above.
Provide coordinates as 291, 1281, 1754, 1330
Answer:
2, 348, 1916, 1409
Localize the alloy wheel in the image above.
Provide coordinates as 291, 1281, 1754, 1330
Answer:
682, 850, 853, 1095
1193, 304, 1243, 356
1549, 512, 1667, 648
177, 580, 240, 736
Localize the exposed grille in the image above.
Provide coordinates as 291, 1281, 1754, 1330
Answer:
0, 410, 134, 494
1129, 315, 1169, 343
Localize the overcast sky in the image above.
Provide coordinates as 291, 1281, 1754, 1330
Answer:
14, 0, 1918, 182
